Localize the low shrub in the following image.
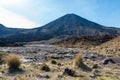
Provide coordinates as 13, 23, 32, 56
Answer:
73, 54, 83, 68
4, 54, 21, 71
73, 53, 92, 71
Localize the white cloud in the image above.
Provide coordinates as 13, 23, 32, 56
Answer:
0, 0, 29, 8
0, 0, 39, 28
0, 7, 39, 29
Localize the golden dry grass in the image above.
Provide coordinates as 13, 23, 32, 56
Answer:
73, 53, 92, 71
73, 53, 83, 68
4, 54, 21, 70
91, 36, 120, 55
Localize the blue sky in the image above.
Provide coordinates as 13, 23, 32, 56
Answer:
0, 0, 120, 28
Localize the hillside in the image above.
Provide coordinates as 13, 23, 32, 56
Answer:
52, 35, 116, 50
91, 36, 120, 55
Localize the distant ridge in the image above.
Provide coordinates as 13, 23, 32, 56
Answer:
0, 13, 120, 45
0, 24, 27, 38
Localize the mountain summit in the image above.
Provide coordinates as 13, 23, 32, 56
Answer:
34, 13, 120, 38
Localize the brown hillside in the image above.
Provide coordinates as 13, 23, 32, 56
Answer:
91, 36, 120, 55
55, 35, 115, 50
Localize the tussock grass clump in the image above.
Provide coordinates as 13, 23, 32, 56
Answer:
4, 54, 21, 71
40, 63, 50, 72
73, 53, 92, 71
73, 54, 83, 68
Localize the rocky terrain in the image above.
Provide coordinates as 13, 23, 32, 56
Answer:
0, 44, 120, 80
0, 14, 120, 80
0, 44, 79, 62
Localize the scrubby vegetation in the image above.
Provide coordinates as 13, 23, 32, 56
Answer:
0, 44, 119, 80
91, 36, 120, 54
56, 35, 116, 50
73, 53, 92, 71
4, 54, 21, 71
73, 54, 83, 68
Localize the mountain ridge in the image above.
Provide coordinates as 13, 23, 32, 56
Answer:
0, 24, 28, 38
0, 13, 120, 45
22, 13, 120, 39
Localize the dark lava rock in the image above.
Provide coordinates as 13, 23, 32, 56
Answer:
103, 59, 115, 65
83, 52, 106, 61
40, 63, 50, 72
103, 57, 120, 65
63, 68, 76, 76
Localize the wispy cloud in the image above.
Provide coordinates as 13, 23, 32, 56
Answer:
0, 0, 29, 8
0, 0, 39, 28
0, 0, 98, 28
0, 7, 39, 28
0, 0, 119, 28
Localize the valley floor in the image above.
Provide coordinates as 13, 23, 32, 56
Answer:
0, 44, 120, 80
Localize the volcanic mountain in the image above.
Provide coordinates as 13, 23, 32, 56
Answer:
0, 14, 120, 43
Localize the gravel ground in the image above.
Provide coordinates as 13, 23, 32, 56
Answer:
0, 44, 79, 62
0, 44, 120, 65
